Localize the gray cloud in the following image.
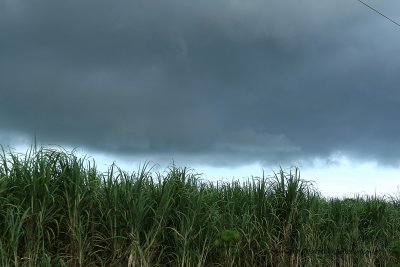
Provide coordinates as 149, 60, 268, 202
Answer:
1, 0, 400, 167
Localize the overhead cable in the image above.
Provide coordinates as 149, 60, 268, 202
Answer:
356, 0, 400, 28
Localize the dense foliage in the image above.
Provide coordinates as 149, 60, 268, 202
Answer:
1, 145, 400, 266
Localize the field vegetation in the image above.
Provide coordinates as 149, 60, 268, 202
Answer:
1, 145, 400, 266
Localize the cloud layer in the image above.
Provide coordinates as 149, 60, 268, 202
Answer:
1, 0, 400, 167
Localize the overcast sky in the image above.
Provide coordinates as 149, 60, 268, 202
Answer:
1, 0, 400, 197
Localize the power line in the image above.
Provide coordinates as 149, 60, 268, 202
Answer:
356, 0, 400, 28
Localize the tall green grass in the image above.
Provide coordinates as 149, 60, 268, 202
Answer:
0, 145, 400, 266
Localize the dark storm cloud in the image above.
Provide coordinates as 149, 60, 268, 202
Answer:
1, 0, 400, 167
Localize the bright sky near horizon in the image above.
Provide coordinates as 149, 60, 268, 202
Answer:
1, 0, 400, 198
6, 140, 400, 199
